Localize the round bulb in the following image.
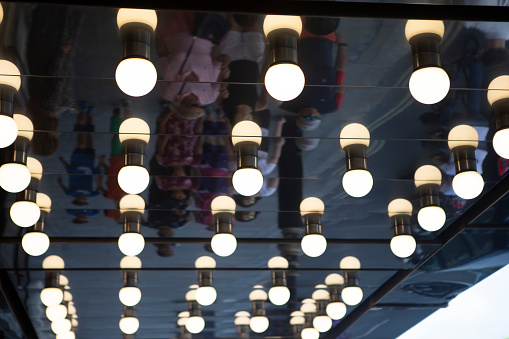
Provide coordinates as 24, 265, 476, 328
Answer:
41, 288, 63, 307
0, 163, 31, 193
313, 315, 332, 332
235, 311, 250, 318
177, 318, 188, 327
231, 120, 262, 146
118, 166, 150, 194
300, 302, 317, 314
268, 286, 291, 306
63, 291, 73, 302
117, 8, 157, 30
342, 169, 373, 198
13, 114, 34, 141
26, 157, 43, 181
211, 233, 237, 257
340, 123, 370, 148
263, 15, 302, 36
0, 115, 18, 148
409, 67, 450, 104
418, 206, 446, 232
325, 273, 344, 286
51, 319, 71, 334
185, 289, 197, 301
118, 232, 145, 256
301, 327, 320, 339
487, 75, 509, 105
326, 302, 347, 320
119, 317, 139, 334
116, 58, 157, 97
22, 232, 50, 256
300, 197, 324, 216
67, 304, 76, 315
196, 286, 217, 306
119, 194, 145, 214
211, 195, 236, 215
185, 316, 205, 334
493, 128, 509, 159
448, 125, 479, 150
250, 316, 269, 333
388, 198, 413, 217
119, 118, 151, 144
120, 256, 142, 269
10, 201, 41, 227
56, 332, 75, 339
249, 289, 268, 301
390, 235, 416, 258
36, 193, 52, 213
119, 287, 141, 306
414, 165, 442, 187
311, 289, 329, 301
452, 171, 484, 199
265, 63, 305, 101
341, 286, 363, 306
290, 316, 305, 325
340, 256, 361, 270
195, 256, 216, 269
42, 255, 65, 269
267, 256, 289, 269
405, 20, 445, 41
301, 234, 327, 257
0, 60, 21, 91
235, 316, 251, 326
232, 168, 263, 196
46, 305, 67, 322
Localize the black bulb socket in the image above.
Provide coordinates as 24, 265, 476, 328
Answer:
120, 22, 152, 60
391, 213, 411, 236
343, 271, 359, 287
189, 300, 202, 317
303, 213, 322, 236
122, 139, 147, 167
0, 84, 16, 117
492, 98, 509, 132
418, 183, 440, 208
235, 142, 259, 170
327, 284, 342, 303
215, 212, 233, 235
267, 28, 299, 66
252, 300, 266, 317
123, 211, 142, 234
409, 33, 442, 71
452, 145, 477, 175
343, 144, 368, 172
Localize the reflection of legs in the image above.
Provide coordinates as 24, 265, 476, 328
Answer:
76, 109, 88, 149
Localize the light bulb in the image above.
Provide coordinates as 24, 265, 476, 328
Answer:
263, 15, 302, 36
116, 58, 157, 97
418, 206, 446, 232
452, 171, 484, 199
185, 316, 205, 334
67, 304, 76, 315
268, 256, 289, 269
118, 232, 145, 256
250, 316, 269, 333
340, 256, 361, 270
290, 316, 305, 325
119, 287, 141, 306
235, 316, 251, 326
211, 233, 237, 257
313, 315, 332, 332
46, 305, 67, 321
448, 124, 479, 150
300, 197, 325, 216
301, 327, 320, 339
10, 201, 40, 227
249, 289, 268, 301
409, 67, 450, 104
268, 286, 291, 306
117, 8, 157, 30
118, 166, 150, 194
405, 20, 444, 41
235, 311, 250, 318
0, 60, 21, 90
326, 302, 347, 320
390, 235, 416, 258
211, 195, 236, 214
196, 286, 217, 306
51, 319, 71, 334
22, 232, 50, 256
0, 163, 31, 193
342, 169, 373, 198
56, 331, 75, 339
26, 157, 43, 180
340, 123, 370, 148
301, 234, 327, 257
119, 194, 145, 214
311, 289, 329, 301
493, 128, 509, 159
231, 120, 262, 146
265, 63, 305, 101
36, 193, 52, 213
0, 115, 17, 148
119, 117, 151, 144
232, 168, 263, 196
195, 256, 216, 269
119, 317, 139, 334
120, 256, 142, 269
388, 198, 412, 217
177, 317, 188, 327
42, 255, 65, 269
414, 165, 442, 187
13, 114, 34, 141
341, 286, 363, 306
64, 291, 73, 302
41, 288, 63, 307
325, 273, 344, 286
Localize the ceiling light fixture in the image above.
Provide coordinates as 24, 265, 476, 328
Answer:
448, 125, 484, 199
195, 256, 217, 306
0, 60, 20, 148
10, 157, 42, 227
488, 76, 509, 159
0, 114, 33, 193
118, 195, 145, 256
46, 304, 68, 322
340, 123, 373, 198
119, 306, 139, 334
41, 255, 65, 307
22, 192, 51, 256
300, 300, 319, 339
312, 289, 332, 332
324, 273, 347, 320
118, 118, 150, 194
414, 165, 446, 231
234, 311, 251, 339
290, 311, 305, 339
340, 256, 363, 306
231, 121, 263, 196
119, 255, 142, 307
300, 197, 327, 257
185, 289, 206, 334
51, 319, 72, 335
210, 196, 237, 257
267, 256, 291, 306
116, 8, 157, 97
263, 15, 305, 101
55, 331, 75, 339
405, 20, 449, 104
388, 199, 416, 258
177, 311, 192, 339
249, 286, 269, 333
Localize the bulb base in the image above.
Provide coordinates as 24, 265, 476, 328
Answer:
392, 214, 411, 236
418, 184, 441, 208
327, 284, 341, 303
123, 211, 141, 233
198, 270, 213, 287
123, 305, 136, 318
123, 271, 138, 288
0, 84, 15, 117
271, 270, 287, 287
236, 142, 259, 169
452, 146, 477, 174
180, 325, 193, 339
238, 324, 250, 339
189, 300, 202, 317
267, 29, 299, 66
343, 272, 358, 287
215, 212, 233, 234
10, 137, 29, 164
409, 33, 441, 70
121, 23, 152, 60
304, 213, 322, 235
122, 139, 146, 167
304, 313, 314, 328
292, 324, 303, 339
16, 186, 37, 204
344, 144, 368, 171
252, 300, 266, 317
45, 271, 60, 289
493, 98, 509, 131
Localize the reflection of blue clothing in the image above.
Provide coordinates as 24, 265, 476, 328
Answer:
202, 144, 228, 169
65, 148, 101, 197
66, 209, 100, 217
280, 37, 337, 114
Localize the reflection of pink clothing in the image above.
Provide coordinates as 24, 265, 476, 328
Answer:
156, 113, 200, 167
159, 32, 222, 105
195, 192, 219, 226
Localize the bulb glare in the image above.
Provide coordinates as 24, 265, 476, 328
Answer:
493, 128, 509, 159
185, 316, 205, 334
313, 315, 332, 332
418, 206, 446, 232
265, 63, 305, 101
0, 163, 31, 193
46, 305, 68, 322
119, 286, 141, 306
390, 235, 417, 258
22, 232, 50, 256
118, 232, 145, 256
268, 286, 291, 306
118, 166, 150, 194
301, 327, 320, 339
250, 316, 269, 333
211, 233, 237, 257
41, 288, 64, 307
301, 234, 327, 257
51, 319, 72, 335
452, 171, 484, 200
326, 302, 347, 320
341, 286, 363, 306
232, 168, 263, 196
196, 286, 217, 306
116, 58, 157, 97
119, 317, 140, 334
342, 169, 373, 198
409, 67, 450, 104
10, 201, 41, 227
0, 115, 18, 148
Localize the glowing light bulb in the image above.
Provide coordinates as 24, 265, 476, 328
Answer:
119, 287, 141, 306
116, 58, 157, 97
119, 317, 139, 334
118, 166, 150, 194
41, 288, 63, 307
211, 195, 236, 214
326, 302, 347, 320
119, 118, 151, 144
56, 331, 75, 339
341, 286, 363, 306
313, 315, 332, 332
0, 163, 31, 193
10, 201, 40, 227
339, 256, 361, 270
46, 305, 67, 321
301, 234, 327, 257
120, 256, 142, 269
452, 171, 484, 200
196, 286, 217, 306
250, 316, 269, 333
51, 319, 71, 334
0, 115, 18, 148
265, 64, 305, 101
409, 67, 450, 104
185, 316, 205, 334
117, 8, 157, 30
301, 327, 320, 339
232, 168, 263, 196
118, 233, 145, 256
263, 15, 302, 36
493, 128, 509, 159
268, 286, 291, 306
417, 206, 446, 232
37, 193, 52, 213
390, 235, 417, 258
22, 232, 50, 256
342, 169, 373, 198
211, 233, 237, 257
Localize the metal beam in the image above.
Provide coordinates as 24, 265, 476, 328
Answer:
22, 0, 509, 22
0, 267, 398, 272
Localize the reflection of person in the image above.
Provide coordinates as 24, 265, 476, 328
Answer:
279, 18, 346, 131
